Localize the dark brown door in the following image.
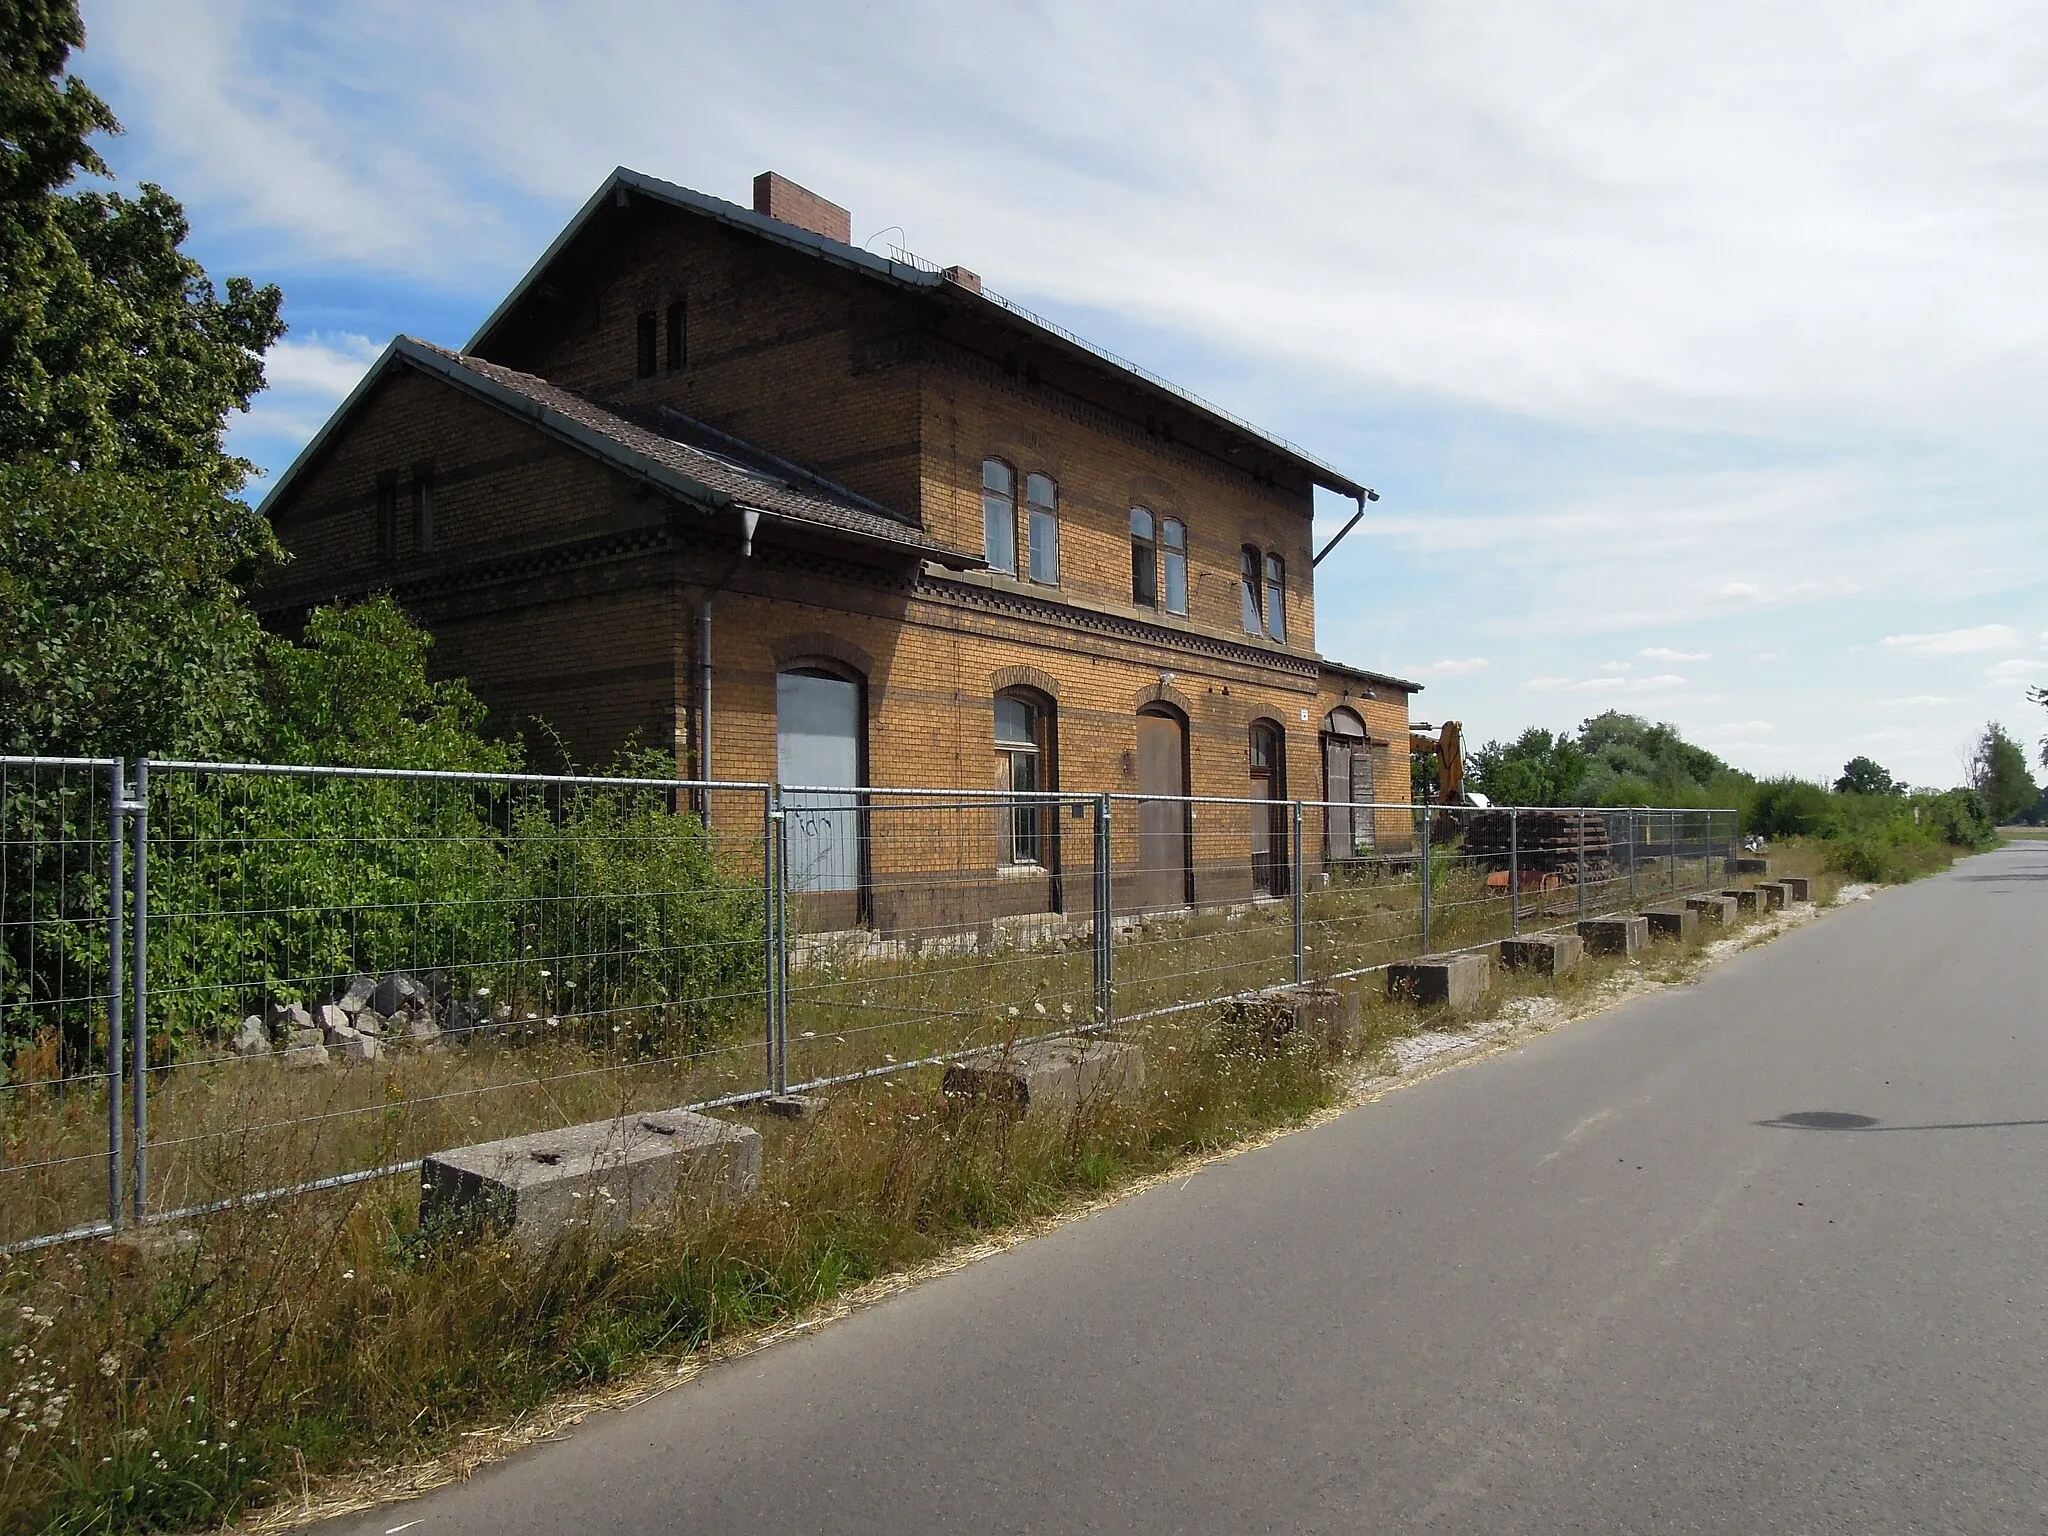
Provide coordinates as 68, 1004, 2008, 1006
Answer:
1136, 711, 1189, 910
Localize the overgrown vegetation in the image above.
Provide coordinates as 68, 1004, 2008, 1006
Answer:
1469, 712, 2003, 883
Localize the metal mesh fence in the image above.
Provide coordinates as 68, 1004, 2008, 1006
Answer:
0, 756, 1742, 1247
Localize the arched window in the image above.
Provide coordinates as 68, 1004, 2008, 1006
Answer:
1264, 553, 1286, 641
1026, 473, 1059, 584
995, 690, 1054, 866
1162, 518, 1187, 615
1241, 546, 1263, 633
635, 311, 657, 378
1130, 508, 1157, 606
982, 459, 1016, 574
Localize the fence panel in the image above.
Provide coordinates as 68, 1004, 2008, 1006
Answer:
0, 760, 1747, 1246
133, 764, 773, 1221
0, 758, 122, 1246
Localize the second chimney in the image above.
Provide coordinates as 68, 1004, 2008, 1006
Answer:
752, 172, 851, 245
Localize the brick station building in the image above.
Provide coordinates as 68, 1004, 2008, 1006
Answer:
257, 169, 1419, 926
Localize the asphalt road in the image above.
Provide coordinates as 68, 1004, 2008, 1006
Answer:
331, 844, 2048, 1535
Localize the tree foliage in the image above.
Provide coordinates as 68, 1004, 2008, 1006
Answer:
1833, 755, 1902, 796
1967, 721, 2038, 825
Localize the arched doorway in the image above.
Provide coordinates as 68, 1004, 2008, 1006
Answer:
1323, 706, 1376, 863
778, 664, 865, 924
1135, 705, 1191, 911
1249, 719, 1289, 896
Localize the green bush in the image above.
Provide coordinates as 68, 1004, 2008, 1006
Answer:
1746, 778, 1837, 838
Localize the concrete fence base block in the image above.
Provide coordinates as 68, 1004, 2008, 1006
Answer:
1719, 887, 1764, 914
421, 1109, 761, 1250
1642, 906, 1699, 942
1387, 952, 1492, 1009
763, 1094, 823, 1120
943, 1037, 1144, 1116
1498, 935, 1584, 977
1578, 916, 1648, 957
1780, 876, 1811, 902
1734, 857, 1769, 874
1685, 894, 1738, 926
1756, 882, 1789, 910
1283, 985, 1362, 1056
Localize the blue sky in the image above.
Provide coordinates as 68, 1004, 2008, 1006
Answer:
76, 0, 2048, 786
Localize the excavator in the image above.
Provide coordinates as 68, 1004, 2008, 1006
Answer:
1409, 720, 1480, 806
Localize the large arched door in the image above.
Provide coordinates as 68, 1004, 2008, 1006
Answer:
778, 667, 864, 921
1250, 720, 1289, 896
1136, 707, 1191, 910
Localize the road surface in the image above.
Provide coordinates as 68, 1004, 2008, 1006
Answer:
330, 843, 2048, 1534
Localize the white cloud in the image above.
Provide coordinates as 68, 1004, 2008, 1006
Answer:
1526, 672, 1685, 694
263, 333, 383, 398
1879, 695, 1956, 706
1596, 660, 1631, 673
1984, 658, 2048, 687
1715, 720, 1774, 735
1880, 624, 2022, 656
1640, 647, 1710, 662
1416, 657, 1491, 676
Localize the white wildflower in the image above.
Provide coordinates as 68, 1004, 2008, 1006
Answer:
96, 1353, 118, 1380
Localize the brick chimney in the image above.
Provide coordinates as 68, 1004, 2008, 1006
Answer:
752, 172, 851, 245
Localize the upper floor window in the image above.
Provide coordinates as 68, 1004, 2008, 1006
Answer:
1131, 508, 1157, 606
635, 311, 657, 378
1264, 553, 1286, 642
982, 459, 1016, 574
1240, 546, 1263, 634
411, 463, 435, 554
376, 471, 399, 564
1162, 518, 1187, 615
1026, 472, 1059, 584
665, 299, 687, 371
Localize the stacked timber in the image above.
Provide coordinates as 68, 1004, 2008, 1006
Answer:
1455, 809, 1611, 874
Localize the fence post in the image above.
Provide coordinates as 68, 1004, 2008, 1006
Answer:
1291, 799, 1305, 988
1576, 809, 1587, 922
1419, 802, 1432, 954
1627, 809, 1637, 903
1093, 794, 1114, 1027
129, 758, 149, 1223
1670, 810, 1679, 894
1509, 807, 1519, 937
107, 759, 126, 1227
770, 785, 791, 1095
762, 786, 779, 1096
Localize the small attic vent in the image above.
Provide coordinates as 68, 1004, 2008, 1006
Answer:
752, 172, 851, 245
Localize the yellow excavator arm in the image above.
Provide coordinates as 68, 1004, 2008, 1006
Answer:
1409, 720, 1467, 803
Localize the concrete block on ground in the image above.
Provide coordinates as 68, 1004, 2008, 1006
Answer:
421, 1108, 761, 1249
943, 1037, 1144, 1115
1720, 887, 1763, 914
1779, 876, 1811, 902
1642, 906, 1698, 943
763, 1094, 823, 1120
1685, 894, 1738, 926
1756, 882, 1789, 910
1387, 952, 1492, 1010
1498, 934, 1583, 977
1578, 916, 1647, 957
1734, 857, 1769, 875
1285, 985, 1362, 1056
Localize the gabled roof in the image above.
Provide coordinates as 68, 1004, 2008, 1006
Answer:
467, 167, 1371, 500
254, 336, 981, 567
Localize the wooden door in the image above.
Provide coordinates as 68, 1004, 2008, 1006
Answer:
1136, 712, 1188, 911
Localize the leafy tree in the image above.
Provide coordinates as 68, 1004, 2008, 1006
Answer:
0, 3, 287, 758
1747, 777, 1836, 838
2, 3, 284, 485
1834, 755, 1902, 796
1468, 727, 1587, 806
1968, 721, 2038, 824
260, 599, 522, 773
2030, 685, 2048, 772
